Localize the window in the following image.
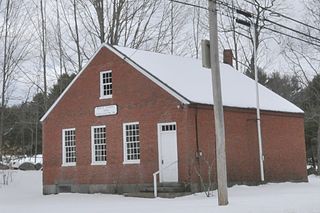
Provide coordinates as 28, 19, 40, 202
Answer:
161, 124, 176, 132
123, 122, 140, 164
100, 70, 112, 99
62, 128, 76, 166
91, 125, 107, 165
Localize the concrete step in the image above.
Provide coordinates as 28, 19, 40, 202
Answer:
141, 186, 186, 193
124, 192, 193, 199
123, 192, 155, 198
158, 182, 185, 187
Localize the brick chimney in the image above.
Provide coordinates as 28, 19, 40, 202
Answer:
223, 49, 233, 67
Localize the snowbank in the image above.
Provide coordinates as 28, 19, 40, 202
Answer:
0, 171, 319, 213
2, 155, 43, 169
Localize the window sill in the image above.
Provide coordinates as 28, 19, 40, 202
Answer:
61, 163, 76, 167
91, 161, 107, 166
123, 160, 140, 165
99, 95, 112, 100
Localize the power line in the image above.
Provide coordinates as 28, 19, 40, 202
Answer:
169, 0, 320, 48
170, 0, 320, 38
264, 18, 320, 43
242, 0, 320, 33
264, 26, 320, 48
216, 0, 320, 44
219, 11, 320, 49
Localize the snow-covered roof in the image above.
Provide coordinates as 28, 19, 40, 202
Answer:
40, 44, 303, 122
112, 45, 303, 114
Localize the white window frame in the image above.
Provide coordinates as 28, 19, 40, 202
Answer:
123, 122, 140, 164
62, 128, 76, 167
91, 125, 107, 165
100, 70, 112, 99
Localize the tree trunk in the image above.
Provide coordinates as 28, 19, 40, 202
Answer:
73, 0, 82, 72
40, 0, 48, 110
317, 123, 320, 174
0, 0, 11, 161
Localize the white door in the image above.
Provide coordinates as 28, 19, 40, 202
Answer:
158, 123, 178, 183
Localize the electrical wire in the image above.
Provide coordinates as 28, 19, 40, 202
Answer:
218, 11, 320, 48
169, 0, 320, 48
242, 0, 320, 33
216, 0, 320, 43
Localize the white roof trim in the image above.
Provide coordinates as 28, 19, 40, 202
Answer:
106, 45, 190, 105
40, 44, 105, 122
40, 43, 189, 122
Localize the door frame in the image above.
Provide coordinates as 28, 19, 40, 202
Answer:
157, 122, 178, 183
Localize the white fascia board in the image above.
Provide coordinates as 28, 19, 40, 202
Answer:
106, 45, 190, 105
40, 43, 189, 122
40, 44, 107, 122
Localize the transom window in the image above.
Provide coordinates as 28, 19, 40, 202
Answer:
161, 124, 176, 132
123, 122, 140, 164
91, 125, 107, 165
100, 70, 112, 99
62, 128, 76, 166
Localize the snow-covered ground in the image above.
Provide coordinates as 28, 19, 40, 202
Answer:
2, 155, 43, 168
0, 171, 319, 213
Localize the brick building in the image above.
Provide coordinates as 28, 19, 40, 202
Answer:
41, 44, 307, 195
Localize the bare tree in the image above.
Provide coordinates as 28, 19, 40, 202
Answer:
40, 0, 48, 110
218, 0, 241, 69
282, 0, 320, 173
58, 0, 83, 72
217, 0, 285, 72
72, 0, 82, 72
0, 0, 31, 159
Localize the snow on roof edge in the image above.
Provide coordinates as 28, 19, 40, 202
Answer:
40, 43, 190, 122
40, 43, 109, 122
113, 45, 303, 114
41, 43, 303, 122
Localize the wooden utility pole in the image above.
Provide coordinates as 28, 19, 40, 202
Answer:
208, 0, 228, 206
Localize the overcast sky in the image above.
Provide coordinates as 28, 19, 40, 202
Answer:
258, 0, 307, 74
8, 0, 311, 106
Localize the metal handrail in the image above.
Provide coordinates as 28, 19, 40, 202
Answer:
153, 160, 178, 198
153, 171, 160, 198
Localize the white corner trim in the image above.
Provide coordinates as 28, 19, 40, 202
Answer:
40, 43, 189, 122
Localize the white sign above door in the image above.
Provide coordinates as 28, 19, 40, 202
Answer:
95, 105, 117, 117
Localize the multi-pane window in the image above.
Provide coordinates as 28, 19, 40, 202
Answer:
62, 128, 76, 166
91, 126, 107, 165
161, 124, 176, 132
123, 122, 140, 164
100, 70, 112, 99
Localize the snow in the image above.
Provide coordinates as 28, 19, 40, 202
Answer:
114, 46, 303, 114
0, 171, 319, 213
2, 155, 43, 168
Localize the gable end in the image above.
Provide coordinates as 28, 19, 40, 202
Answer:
40, 43, 190, 122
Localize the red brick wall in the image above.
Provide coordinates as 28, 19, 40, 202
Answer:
42, 46, 307, 188
189, 106, 307, 184
42, 47, 192, 186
